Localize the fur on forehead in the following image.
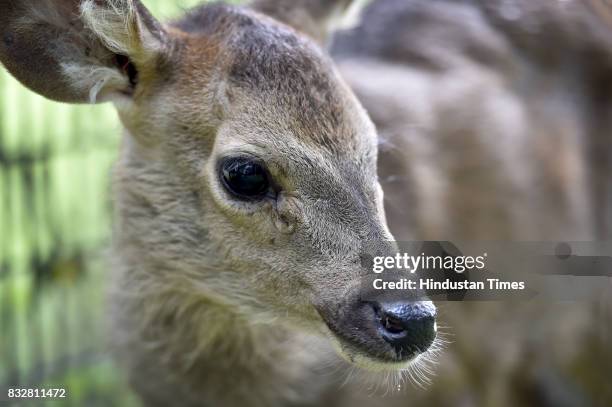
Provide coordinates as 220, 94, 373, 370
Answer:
170, 3, 374, 156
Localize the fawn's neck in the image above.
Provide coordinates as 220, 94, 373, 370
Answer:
178, 301, 331, 405
112, 271, 337, 407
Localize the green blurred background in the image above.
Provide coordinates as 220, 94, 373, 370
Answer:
0, 1, 241, 406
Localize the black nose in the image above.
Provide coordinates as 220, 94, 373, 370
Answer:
372, 301, 436, 359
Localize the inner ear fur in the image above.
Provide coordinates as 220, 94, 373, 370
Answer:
0, 0, 167, 104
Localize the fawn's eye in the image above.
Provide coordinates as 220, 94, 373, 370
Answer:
220, 158, 270, 200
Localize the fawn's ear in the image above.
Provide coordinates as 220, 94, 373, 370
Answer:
252, 0, 366, 46
0, 0, 167, 104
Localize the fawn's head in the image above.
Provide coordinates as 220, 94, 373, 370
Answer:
0, 0, 436, 368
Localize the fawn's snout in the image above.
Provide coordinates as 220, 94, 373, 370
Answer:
370, 301, 436, 359
319, 295, 436, 366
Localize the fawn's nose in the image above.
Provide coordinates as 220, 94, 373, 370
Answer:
371, 301, 436, 359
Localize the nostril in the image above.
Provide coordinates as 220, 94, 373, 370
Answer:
379, 313, 406, 336
372, 301, 437, 358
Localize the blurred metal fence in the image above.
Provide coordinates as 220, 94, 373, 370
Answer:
0, 67, 132, 405
0, 1, 238, 405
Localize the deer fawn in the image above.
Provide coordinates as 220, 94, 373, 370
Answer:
4, 0, 612, 406
1, 0, 438, 406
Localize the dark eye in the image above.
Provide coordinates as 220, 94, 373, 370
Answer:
220, 158, 270, 200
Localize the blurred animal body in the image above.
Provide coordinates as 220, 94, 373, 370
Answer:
334, 0, 612, 242
332, 1, 612, 406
